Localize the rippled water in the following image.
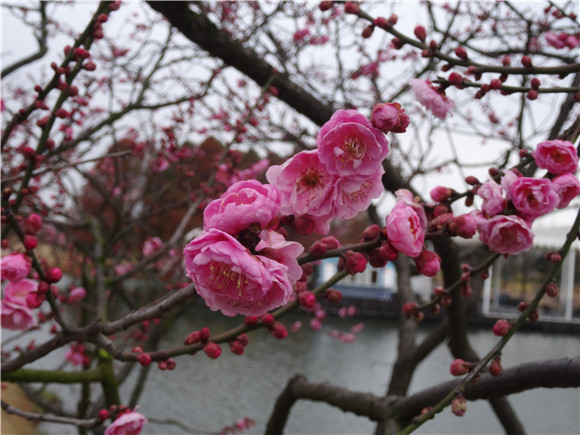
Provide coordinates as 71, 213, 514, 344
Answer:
25, 304, 579, 435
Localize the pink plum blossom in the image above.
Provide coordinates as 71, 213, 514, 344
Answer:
395, 189, 428, 229
500, 170, 520, 199
551, 174, 580, 208
410, 79, 455, 119
333, 170, 385, 220
532, 140, 578, 175
4, 278, 38, 306
0, 253, 31, 282
509, 177, 559, 220
65, 343, 89, 366
477, 179, 505, 217
316, 109, 389, 177
68, 287, 87, 303
371, 102, 410, 133
104, 411, 147, 435
204, 180, 281, 235
386, 201, 425, 258
142, 237, 163, 257
1, 300, 38, 330
266, 150, 336, 218
474, 213, 534, 255
255, 230, 304, 282
183, 229, 294, 317
545, 31, 566, 49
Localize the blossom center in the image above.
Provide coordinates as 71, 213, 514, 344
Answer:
342, 136, 366, 160
297, 169, 324, 192
208, 261, 248, 295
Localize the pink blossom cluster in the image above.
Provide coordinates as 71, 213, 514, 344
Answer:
410, 79, 455, 119
267, 109, 392, 234
381, 190, 441, 276
184, 180, 304, 317
470, 140, 579, 255
545, 31, 580, 50
1, 254, 39, 330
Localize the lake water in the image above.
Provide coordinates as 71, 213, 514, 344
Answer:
23, 306, 580, 434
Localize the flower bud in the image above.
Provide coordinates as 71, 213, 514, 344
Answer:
489, 356, 502, 376
430, 186, 455, 202
362, 224, 381, 241
325, 289, 343, 304
414, 25, 427, 42
492, 319, 511, 336
371, 102, 410, 134
344, 1, 360, 15
23, 235, 38, 250
450, 358, 472, 376
45, 267, 62, 283
521, 55, 532, 67
414, 248, 441, 277
137, 353, 152, 366
203, 342, 222, 359
269, 321, 288, 339
298, 291, 317, 309
260, 313, 275, 327
401, 302, 417, 315
545, 282, 559, 297
454, 46, 467, 59
345, 251, 367, 274
451, 394, 467, 417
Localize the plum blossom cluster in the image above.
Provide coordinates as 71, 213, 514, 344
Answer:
266, 107, 403, 235
410, 79, 455, 120
185, 106, 406, 316
184, 180, 304, 317
468, 140, 579, 255
1, 254, 39, 330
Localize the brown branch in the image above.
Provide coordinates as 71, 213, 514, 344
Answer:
1, 3, 48, 77
265, 357, 580, 434
1, 400, 99, 428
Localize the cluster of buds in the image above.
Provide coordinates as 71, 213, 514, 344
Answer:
308, 236, 340, 257
229, 333, 249, 355
401, 302, 424, 322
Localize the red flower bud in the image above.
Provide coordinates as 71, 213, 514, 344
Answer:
45, 267, 62, 283
203, 342, 222, 359
490, 79, 502, 90
450, 358, 472, 376
454, 46, 467, 59
362, 25, 374, 39
414, 25, 427, 42
489, 356, 502, 376
545, 282, 559, 297
492, 319, 511, 336
521, 55, 532, 68
260, 313, 275, 327
318, 1, 334, 11
298, 291, 317, 309
325, 289, 343, 304
401, 302, 417, 315
344, 1, 360, 15
269, 321, 288, 339
23, 235, 38, 250
137, 353, 152, 366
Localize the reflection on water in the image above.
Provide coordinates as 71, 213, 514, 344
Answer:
24, 304, 578, 434
124, 306, 579, 435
